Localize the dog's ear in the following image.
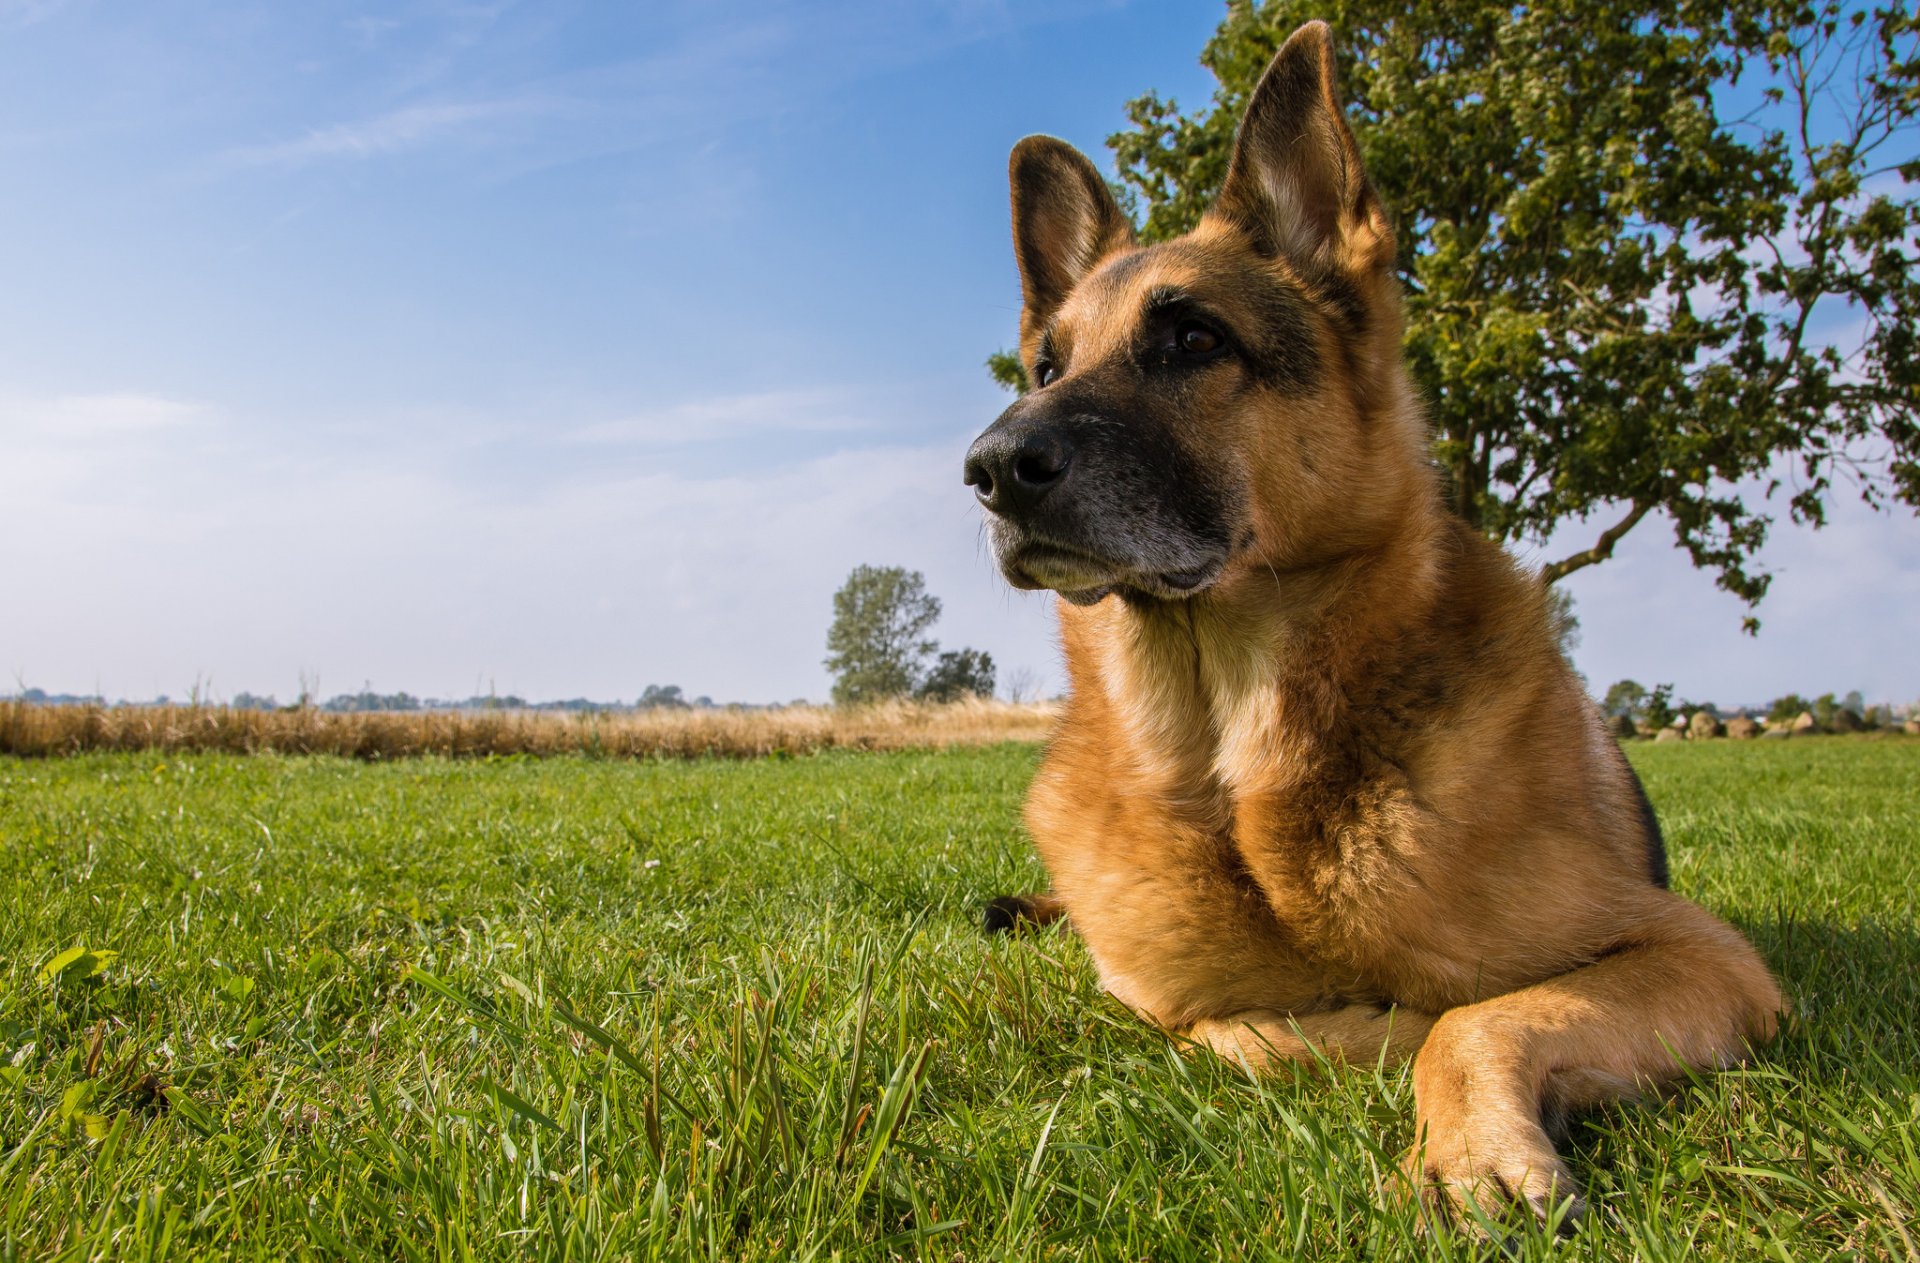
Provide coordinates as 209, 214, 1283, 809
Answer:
1215, 21, 1391, 273
1009, 135, 1134, 333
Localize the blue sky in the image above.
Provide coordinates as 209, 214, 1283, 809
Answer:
3, 0, 1916, 706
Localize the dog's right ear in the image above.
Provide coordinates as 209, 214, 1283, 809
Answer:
1009, 136, 1133, 335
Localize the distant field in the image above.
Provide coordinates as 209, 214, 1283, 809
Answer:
0, 698, 1058, 760
0, 740, 1915, 1260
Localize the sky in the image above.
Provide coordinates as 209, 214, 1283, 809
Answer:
2, 0, 1915, 708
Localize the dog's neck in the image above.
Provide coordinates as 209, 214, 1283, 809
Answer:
1061, 503, 1448, 795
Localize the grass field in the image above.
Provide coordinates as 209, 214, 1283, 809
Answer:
1, 740, 1915, 1260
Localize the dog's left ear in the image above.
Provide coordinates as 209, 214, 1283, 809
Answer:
1215, 21, 1392, 273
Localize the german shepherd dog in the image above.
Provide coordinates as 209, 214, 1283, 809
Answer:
963, 21, 1781, 1227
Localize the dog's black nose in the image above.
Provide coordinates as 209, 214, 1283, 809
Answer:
964, 421, 1074, 517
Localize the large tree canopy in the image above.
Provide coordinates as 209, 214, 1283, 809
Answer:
995, 0, 1918, 626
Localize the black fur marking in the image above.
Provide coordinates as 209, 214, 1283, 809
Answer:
1093, 249, 1153, 289
1238, 273, 1322, 390
983, 895, 1040, 934
1626, 764, 1670, 889
1298, 262, 1369, 337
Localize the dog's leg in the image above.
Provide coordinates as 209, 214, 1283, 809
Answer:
1186, 1003, 1438, 1072
1407, 893, 1782, 1228
981, 891, 1067, 934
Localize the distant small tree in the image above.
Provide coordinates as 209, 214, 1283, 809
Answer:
1767, 693, 1812, 724
323, 688, 420, 713
1813, 692, 1842, 730
1003, 666, 1041, 704
1545, 586, 1582, 659
638, 684, 688, 710
1602, 679, 1649, 721
824, 565, 942, 706
916, 649, 997, 703
1644, 684, 1678, 732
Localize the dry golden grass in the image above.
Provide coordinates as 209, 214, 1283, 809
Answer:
0, 697, 1059, 761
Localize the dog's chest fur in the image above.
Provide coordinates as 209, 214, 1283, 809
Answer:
1024, 529, 1634, 1025
1030, 583, 1474, 1020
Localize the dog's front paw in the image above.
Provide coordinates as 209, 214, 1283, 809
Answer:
1402, 1118, 1585, 1235
1182, 1011, 1311, 1072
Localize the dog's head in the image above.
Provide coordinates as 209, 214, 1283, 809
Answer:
966, 22, 1427, 606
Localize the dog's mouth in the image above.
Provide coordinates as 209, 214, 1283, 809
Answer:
1002, 541, 1111, 592
1001, 538, 1225, 604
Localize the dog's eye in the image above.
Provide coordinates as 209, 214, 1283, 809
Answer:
1176, 322, 1223, 355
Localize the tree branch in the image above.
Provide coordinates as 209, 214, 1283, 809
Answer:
1541, 500, 1652, 585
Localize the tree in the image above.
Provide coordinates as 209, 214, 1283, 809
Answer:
986, 349, 1030, 395
1645, 683, 1678, 731
916, 649, 997, 702
1813, 690, 1843, 728
637, 684, 688, 710
824, 565, 943, 705
1545, 586, 1582, 659
1766, 692, 1812, 723
1003, 666, 1042, 704
1602, 679, 1650, 720
1000, 0, 1919, 628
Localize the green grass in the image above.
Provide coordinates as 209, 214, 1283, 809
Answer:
0, 740, 1915, 1260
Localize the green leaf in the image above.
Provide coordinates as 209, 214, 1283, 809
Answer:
39, 946, 118, 986
162, 1086, 216, 1136
479, 1079, 562, 1133
497, 971, 536, 1007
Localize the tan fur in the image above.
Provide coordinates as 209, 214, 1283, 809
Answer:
987, 20, 1783, 1228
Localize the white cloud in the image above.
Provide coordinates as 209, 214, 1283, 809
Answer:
343, 16, 401, 46
0, 393, 212, 494
220, 99, 551, 167
0, 391, 205, 437
0, 0, 71, 29
562, 388, 876, 447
